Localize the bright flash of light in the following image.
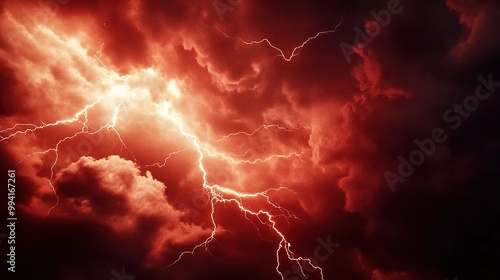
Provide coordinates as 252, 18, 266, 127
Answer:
167, 80, 182, 99
155, 97, 324, 280
0, 14, 330, 280
0, 75, 323, 279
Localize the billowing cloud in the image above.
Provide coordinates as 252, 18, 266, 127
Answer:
0, 0, 499, 279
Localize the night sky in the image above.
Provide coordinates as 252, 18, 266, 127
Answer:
1, 0, 499, 279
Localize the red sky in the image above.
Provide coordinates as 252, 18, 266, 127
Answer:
1, 0, 499, 279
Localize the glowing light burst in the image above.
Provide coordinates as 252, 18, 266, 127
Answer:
155, 98, 324, 280
217, 16, 343, 61
0, 17, 334, 280
0, 76, 323, 279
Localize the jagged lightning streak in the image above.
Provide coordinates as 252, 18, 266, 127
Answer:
173, 20, 348, 276
0, 17, 329, 278
148, 123, 306, 168
210, 123, 306, 164
216, 16, 343, 62
158, 103, 325, 280
0, 98, 135, 215
216, 124, 296, 142
0, 99, 100, 142
145, 148, 192, 168
94, 42, 109, 71
1, 91, 322, 278
204, 148, 305, 165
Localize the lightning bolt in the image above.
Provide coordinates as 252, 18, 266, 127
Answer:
217, 16, 343, 62
94, 42, 109, 70
1, 90, 324, 279
148, 123, 306, 168
0, 98, 135, 215
145, 148, 192, 168
156, 103, 325, 280
0, 22, 330, 280
215, 124, 297, 142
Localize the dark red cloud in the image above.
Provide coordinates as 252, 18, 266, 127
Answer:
1, 0, 499, 279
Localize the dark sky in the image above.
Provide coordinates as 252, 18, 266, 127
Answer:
0, 0, 499, 279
